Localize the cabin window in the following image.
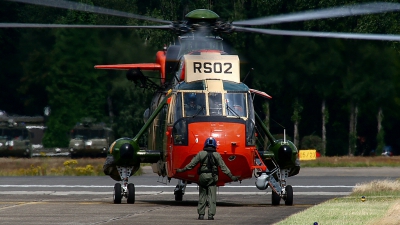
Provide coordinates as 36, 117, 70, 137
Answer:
208, 92, 223, 116
225, 92, 247, 117
172, 119, 188, 146
173, 92, 183, 123
183, 92, 206, 117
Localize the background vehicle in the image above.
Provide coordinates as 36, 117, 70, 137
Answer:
0, 119, 33, 158
68, 119, 114, 158
381, 146, 394, 157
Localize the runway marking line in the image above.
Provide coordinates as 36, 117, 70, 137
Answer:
0, 202, 43, 211
0, 185, 355, 188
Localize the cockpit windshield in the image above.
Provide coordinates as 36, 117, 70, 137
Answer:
225, 93, 247, 117
183, 92, 206, 117
208, 92, 223, 116
171, 91, 249, 122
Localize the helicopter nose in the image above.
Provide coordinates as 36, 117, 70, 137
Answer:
119, 143, 134, 158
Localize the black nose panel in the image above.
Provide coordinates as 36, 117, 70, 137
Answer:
278, 145, 293, 166
120, 143, 134, 159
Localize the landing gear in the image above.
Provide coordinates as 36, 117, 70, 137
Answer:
270, 185, 293, 206
113, 183, 122, 204
175, 189, 183, 201
271, 189, 281, 206
127, 183, 135, 204
255, 159, 295, 206
113, 166, 135, 204
284, 185, 293, 206
174, 180, 187, 201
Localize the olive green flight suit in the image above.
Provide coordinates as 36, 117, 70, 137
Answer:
180, 149, 235, 218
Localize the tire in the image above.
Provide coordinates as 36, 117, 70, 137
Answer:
113, 183, 122, 204
175, 190, 183, 201
127, 183, 135, 204
25, 149, 32, 158
284, 185, 293, 206
271, 189, 281, 206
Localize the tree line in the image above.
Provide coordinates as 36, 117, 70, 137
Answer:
1, 0, 400, 156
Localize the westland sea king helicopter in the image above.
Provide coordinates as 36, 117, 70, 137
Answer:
3, 0, 400, 205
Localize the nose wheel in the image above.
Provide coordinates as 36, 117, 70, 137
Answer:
271, 188, 281, 206
271, 184, 293, 206
127, 183, 135, 204
113, 166, 135, 204
113, 183, 122, 204
113, 181, 136, 204
283, 185, 293, 206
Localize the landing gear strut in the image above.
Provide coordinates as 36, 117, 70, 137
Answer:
255, 160, 294, 206
268, 169, 294, 206
113, 166, 135, 204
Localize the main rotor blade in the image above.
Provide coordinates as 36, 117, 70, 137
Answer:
234, 26, 400, 42
233, 2, 400, 26
8, 0, 171, 24
0, 23, 172, 29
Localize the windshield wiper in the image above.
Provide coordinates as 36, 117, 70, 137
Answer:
226, 105, 241, 118
192, 105, 205, 118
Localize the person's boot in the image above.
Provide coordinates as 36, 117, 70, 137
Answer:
198, 215, 204, 220
208, 215, 214, 220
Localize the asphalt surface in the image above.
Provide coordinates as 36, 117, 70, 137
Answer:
0, 167, 398, 225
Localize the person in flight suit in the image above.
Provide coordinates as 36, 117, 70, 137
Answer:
176, 137, 239, 220
184, 93, 202, 116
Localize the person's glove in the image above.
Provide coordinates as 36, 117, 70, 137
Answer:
229, 174, 239, 181
176, 168, 185, 173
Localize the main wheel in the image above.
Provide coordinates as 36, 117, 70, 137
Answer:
175, 190, 183, 201
127, 183, 135, 204
284, 185, 293, 206
113, 183, 122, 204
271, 190, 281, 206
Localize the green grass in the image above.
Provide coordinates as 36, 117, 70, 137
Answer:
300, 156, 400, 167
275, 180, 400, 225
276, 198, 396, 225
0, 157, 143, 176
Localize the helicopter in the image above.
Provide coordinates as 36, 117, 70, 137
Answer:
3, 0, 400, 205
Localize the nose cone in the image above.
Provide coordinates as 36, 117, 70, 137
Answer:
278, 145, 293, 166
120, 143, 134, 159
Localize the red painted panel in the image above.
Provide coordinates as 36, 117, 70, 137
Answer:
168, 121, 258, 186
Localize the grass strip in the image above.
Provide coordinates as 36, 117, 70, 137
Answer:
0, 157, 143, 176
300, 156, 400, 167
275, 180, 400, 225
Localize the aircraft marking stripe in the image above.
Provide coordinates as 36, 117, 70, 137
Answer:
0, 185, 354, 188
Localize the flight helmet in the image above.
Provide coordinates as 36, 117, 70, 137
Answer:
204, 137, 217, 149
188, 93, 196, 102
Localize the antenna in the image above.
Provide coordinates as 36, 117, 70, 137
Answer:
242, 68, 254, 83
284, 129, 286, 143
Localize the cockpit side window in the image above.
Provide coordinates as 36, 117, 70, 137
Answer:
208, 92, 223, 116
173, 92, 183, 123
246, 93, 256, 146
225, 92, 247, 117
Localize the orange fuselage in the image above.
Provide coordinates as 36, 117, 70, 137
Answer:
166, 121, 259, 186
